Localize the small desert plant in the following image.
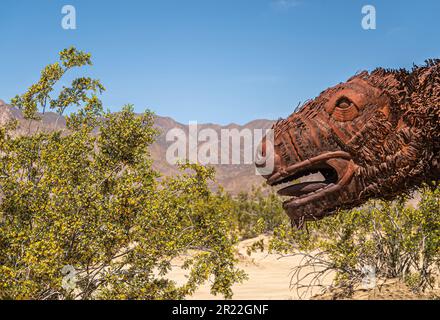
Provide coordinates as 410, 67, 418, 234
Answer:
231, 186, 288, 239
267, 185, 440, 298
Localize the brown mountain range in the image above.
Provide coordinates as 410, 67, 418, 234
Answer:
0, 99, 272, 194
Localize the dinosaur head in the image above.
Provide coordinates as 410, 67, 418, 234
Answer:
256, 61, 440, 226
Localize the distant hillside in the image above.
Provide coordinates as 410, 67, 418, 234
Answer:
0, 99, 273, 194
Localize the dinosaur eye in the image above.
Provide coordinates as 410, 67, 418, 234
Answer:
331, 96, 359, 121
335, 97, 354, 109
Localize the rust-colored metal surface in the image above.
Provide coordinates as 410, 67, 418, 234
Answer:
257, 60, 440, 227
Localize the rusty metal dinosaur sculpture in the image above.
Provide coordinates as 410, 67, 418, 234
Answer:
256, 59, 440, 226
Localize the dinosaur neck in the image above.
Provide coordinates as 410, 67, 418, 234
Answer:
355, 119, 436, 200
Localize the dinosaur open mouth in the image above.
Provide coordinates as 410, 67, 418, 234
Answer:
275, 163, 338, 197
267, 151, 355, 210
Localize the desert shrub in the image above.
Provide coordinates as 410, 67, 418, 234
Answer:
231, 186, 288, 239
268, 185, 440, 297
0, 48, 245, 300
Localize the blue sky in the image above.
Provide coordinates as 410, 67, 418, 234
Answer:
1, 0, 439, 124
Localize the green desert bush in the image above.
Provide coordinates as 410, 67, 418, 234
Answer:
230, 186, 288, 239
0, 47, 245, 300
268, 185, 440, 297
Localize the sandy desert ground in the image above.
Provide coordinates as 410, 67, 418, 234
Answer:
169, 235, 332, 300
169, 235, 439, 300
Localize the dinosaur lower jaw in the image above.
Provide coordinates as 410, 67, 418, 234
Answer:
267, 151, 357, 220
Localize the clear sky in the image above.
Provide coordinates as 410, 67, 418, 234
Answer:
1, 0, 439, 124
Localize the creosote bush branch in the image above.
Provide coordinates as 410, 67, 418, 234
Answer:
0, 47, 246, 300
